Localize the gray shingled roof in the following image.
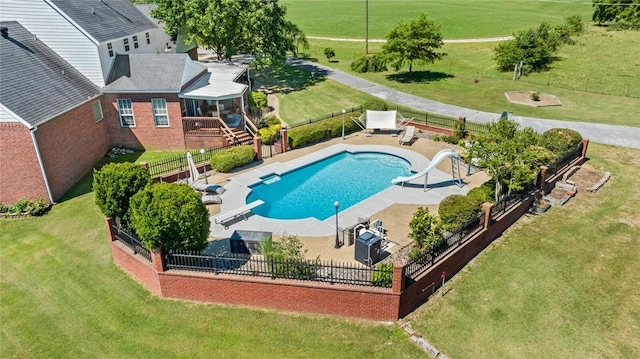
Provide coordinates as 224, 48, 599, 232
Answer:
50, 0, 158, 43
0, 21, 101, 128
103, 54, 202, 93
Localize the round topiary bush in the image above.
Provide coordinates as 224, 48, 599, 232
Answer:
129, 183, 209, 252
210, 145, 256, 172
438, 194, 481, 231
467, 183, 494, 205
93, 162, 151, 227
539, 128, 582, 157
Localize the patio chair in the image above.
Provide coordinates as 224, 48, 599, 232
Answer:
399, 126, 416, 145
201, 193, 222, 205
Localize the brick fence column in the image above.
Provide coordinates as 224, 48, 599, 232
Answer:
280, 127, 288, 153
539, 165, 548, 192
105, 217, 116, 242
482, 202, 494, 229
253, 136, 262, 161
150, 247, 166, 273
581, 138, 590, 159
392, 260, 406, 293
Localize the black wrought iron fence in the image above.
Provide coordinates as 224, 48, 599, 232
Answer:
546, 142, 583, 178
405, 212, 484, 279
289, 106, 363, 128
395, 107, 488, 135
111, 225, 151, 262
146, 143, 235, 179
165, 250, 392, 288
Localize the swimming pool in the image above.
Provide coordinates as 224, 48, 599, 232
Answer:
246, 151, 413, 220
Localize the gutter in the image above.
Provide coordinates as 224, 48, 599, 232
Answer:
30, 127, 55, 204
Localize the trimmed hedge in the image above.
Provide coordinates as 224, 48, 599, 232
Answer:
539, 128, 582, 157
467, 183, 494, 205
438, 194, 481, 231
363, 99, 388, 111
210, 145, 256, 173
288, 113, 362, 149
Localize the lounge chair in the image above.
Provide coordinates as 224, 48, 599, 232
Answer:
399, 126, 416, 145
201, 193, 222, 205
187, 178, 226, 194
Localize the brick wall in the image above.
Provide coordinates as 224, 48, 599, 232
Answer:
103, 94, 186, 150
35, 98, 111, 201
0, 123, 48, 203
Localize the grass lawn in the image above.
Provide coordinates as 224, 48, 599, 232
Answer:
406, 143, 640, 358
285, 0, 593, 39
252, 65, 379, 126
301, 28, 640, 127
0, 172, 423, 358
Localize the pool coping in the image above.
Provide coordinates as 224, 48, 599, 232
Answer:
209, 144, 469, 238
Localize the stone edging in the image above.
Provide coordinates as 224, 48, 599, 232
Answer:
587, 172, 611, 192
398, 319, 449, 359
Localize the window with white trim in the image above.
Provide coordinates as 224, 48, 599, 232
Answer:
107, 43, 113, 57
123, 38, 130, 52
117, 99, 135, 127
92, 100, 103, 122
133, 35, 139, 49
145, 32, 150, 45
151, 99, 169, 126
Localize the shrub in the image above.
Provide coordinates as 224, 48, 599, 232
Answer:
409, 207, 442, 251
258, 125, 279, 145
250, 91, 268, 109
129, 183, 209, 252
0, 202, 9, 214
438, 194, 481, 231
323, 47, 335, 61
288, 113, 362, 149
93, 162, 151, 227
351, 54, 387, 73
539, 128, 582, 157
12, 198, 31, 214
26, 198, 50, 216
363, 99, 388, 111
264, 114, 281, 127
531, 92, 541, 101
260, 234, 317, 279
210, 145, 256, 172
467, 184, 494, 205
371, 263, 393, 287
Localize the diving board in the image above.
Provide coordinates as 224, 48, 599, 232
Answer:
214, 200, 264, 229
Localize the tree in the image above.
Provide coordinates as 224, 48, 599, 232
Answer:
408, 207, 442, 252
151, 0, 307, 66
129, 183, 210, 252
593, 0, 640, 27
93, 162, 151, 228
382, 13, 446, 75
465, 117, 555, 201
493, 22, 561, 74
323, 47, 335, 62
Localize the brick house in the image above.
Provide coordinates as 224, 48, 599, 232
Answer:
0, 1, 256, 204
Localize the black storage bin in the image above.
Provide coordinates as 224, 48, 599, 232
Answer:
230, 230, 272, 255
354, 231, 381, 266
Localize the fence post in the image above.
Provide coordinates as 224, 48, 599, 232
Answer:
580, 138, 589, 159
482, 202, 494, 229
280, 127, 288, 153
539, 166, 548, 192
253, 136, 262, 160
150, 247, 166, 273
392, 260, 406, 293
105, 217, 116, 242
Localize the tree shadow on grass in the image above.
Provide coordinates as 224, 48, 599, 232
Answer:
252, 60, 329, 95
386, 70, 453, 84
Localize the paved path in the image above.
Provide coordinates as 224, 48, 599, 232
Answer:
289, 59, 640, 149
307, 36, 514, 44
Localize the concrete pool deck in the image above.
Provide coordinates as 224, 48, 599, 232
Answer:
203, 132, 490, 266
210, 142, 470, 239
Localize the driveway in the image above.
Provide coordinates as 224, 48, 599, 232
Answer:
289, 59, 640, 150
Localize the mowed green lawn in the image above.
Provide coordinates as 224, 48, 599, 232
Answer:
285, 0, 593, 39
300, 27, 640, 127
407, 143, 640, 358
0, 174, 422, 358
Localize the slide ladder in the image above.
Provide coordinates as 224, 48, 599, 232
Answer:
450, 156, 464, 187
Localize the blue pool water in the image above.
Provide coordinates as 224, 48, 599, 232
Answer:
246, 151, 412, 220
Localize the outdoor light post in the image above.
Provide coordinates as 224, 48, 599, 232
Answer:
334, 201, 340, 248
199, 148, 208, 184
341, 109, 346, 140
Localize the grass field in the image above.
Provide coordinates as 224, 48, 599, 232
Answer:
0, 171, 423, 358
285, 0, 593, 39
298, 27, 640, 127
407, 143, 640, 358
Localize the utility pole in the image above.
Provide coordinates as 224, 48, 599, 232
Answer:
365, 0, 369, 54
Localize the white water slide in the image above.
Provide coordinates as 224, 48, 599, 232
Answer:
391, 149, 461, 190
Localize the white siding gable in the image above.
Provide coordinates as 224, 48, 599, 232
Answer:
0, 0, 104, 87
98, 29, 163, 84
